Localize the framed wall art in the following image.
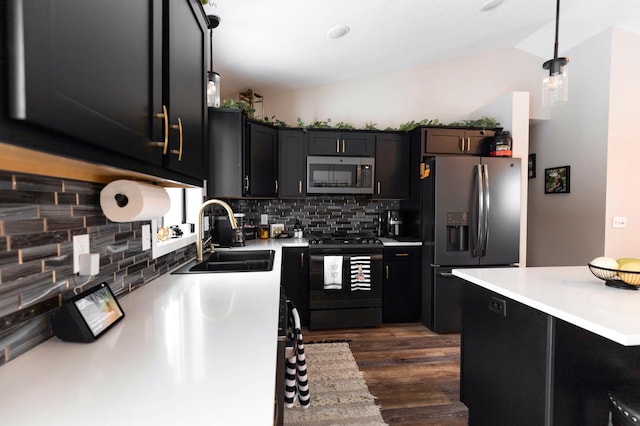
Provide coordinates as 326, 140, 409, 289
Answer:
544, 165, 570, 194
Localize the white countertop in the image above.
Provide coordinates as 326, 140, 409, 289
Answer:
0, 238, 305, 426
379, 237, 422, 247
452, 266, 640, 346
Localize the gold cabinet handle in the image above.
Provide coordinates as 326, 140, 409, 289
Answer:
244, 176, 250, 192
342, 140, 346, 153
377, 181, 381, 194
300, 252, 304, 267
336, 139, 340, 153
275, 179, 278, 194
152, 105, 169, 154
466, 137, 470, 151
170, 117, 183, 161
395, 253, 410, 257
298, 180, 302, 194
459, 136, 464, 152
386, 265, 389, 280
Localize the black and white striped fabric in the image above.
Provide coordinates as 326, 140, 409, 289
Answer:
350, 255, 371, 291
285, 303, 310, 409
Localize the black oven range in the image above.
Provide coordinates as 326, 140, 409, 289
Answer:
307, 232, 383, 329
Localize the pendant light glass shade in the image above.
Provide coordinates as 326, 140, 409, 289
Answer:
542, 0, 569, 107
207, 15, 220, 108
207, 71, 220, 107
542, 57, 568, 108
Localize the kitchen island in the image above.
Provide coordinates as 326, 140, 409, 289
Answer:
0, 238, 305, 426
453, 266, 640, 426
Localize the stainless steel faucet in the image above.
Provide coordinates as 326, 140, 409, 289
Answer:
196, 199, 238, 262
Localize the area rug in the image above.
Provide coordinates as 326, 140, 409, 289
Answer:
284, 342, 387, 425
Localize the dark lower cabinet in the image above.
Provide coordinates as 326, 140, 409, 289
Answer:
461, 281, 640, 426
382, 246, 421, 322
461, 283, 552, 426
280, 247, 309, 326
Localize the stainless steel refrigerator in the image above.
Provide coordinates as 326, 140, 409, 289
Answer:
412, 155, 521, 333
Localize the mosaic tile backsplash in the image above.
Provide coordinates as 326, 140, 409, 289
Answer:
0, 171, 194, 367
228, 197, 399, 236
0, 170, 398, 367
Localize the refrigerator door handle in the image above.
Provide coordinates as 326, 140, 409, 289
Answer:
481, 163, 490, 256
473, 164, 483, 257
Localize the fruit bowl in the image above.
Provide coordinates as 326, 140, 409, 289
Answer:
588, 263, 640, 290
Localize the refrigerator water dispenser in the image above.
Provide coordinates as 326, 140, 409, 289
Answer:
446, 212, 469, 252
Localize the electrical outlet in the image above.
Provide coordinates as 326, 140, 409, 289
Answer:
142, 224, 151, 251
613, 216, 627, 228
73, 234, 90, 273
270, 223, 285, 238
489, 296, 507, 317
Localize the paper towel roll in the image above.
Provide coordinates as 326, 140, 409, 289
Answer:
100, 180, 171, 222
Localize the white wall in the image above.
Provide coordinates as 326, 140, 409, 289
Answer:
604, 28, 640, 259
527, 27, 640, 266
259, 48, 543, 130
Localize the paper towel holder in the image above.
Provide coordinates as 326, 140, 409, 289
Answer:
115, 193, 128, 207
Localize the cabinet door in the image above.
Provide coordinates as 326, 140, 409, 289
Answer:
375, 133, 410, 199
383, 247, 421, 323
308, 131, 375, 156
465, 129, 495, 156
245, 122, 278, 197
423, 128, 466, 154
164, 0, 208, 179
341, 132, 375, 156
461, 283, 552, 425
307, 131, 342, 155
8, 0, 163, 165
278, 129, 306, 198
281, 248, 309, 326
207, 108, 243, 198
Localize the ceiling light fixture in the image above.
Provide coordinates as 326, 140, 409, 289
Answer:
327, 25, 350, 39
480, 0, 504, 12
207, 15, 221, 108
542, 0, 569, 108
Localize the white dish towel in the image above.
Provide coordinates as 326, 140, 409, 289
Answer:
323, 256, 343, 290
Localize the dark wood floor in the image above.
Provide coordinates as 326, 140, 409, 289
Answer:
303, 323, 468, 426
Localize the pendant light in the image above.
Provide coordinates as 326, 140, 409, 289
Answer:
542, 0, 569, 107
207, 15, 221, 108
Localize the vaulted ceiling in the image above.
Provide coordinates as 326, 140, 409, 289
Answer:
203, 0, 640, 97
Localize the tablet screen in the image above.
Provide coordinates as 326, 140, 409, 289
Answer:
74, 284, 124, 337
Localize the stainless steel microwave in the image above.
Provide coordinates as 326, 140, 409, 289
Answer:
307, 156, 375, 194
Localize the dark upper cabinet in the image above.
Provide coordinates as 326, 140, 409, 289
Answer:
278, 129, 307, 198
374, 132, 410, 199
245, 121, 278, 197
5, 0, 207, 183
208, 108, 277, 198
308, 131, 375, 156
417, 127, 496, 156
164, 0, 208, 179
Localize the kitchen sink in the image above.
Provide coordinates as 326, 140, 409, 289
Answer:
172, 249, 275, 274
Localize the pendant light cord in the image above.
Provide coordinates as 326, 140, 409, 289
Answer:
553, 0, 560, 59
209, 28, 214, 72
